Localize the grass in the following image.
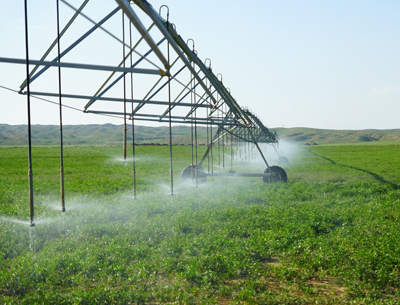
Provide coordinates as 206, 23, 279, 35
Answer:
1, 143, 400, 304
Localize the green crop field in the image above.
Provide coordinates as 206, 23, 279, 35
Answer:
1, 142, 400, 304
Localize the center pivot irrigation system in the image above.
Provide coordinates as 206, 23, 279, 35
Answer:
0, 0, 288, 226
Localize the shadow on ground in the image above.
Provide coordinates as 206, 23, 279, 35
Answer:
310, 150, 399, 188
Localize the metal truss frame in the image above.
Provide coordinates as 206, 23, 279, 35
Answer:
0, 0, 285, 225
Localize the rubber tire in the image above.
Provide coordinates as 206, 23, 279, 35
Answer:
263, 165, 288, 183
277, 156, 289, 165
181, 164, 207, 183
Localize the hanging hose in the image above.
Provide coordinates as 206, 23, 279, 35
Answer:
193, 59, 198, 188
165, 7, 173, 195
24, 0, 34, 227
56, 0, 65, 212
222, 103, 225, 169
204, 58, 211, 174
206, 79, 209, 173
130, 17, 137, 199
122, 11, 127, 162
187, 39, 195, 181
230, 131, 233, 177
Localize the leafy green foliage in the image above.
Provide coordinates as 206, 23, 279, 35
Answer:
1, 143, 400, 303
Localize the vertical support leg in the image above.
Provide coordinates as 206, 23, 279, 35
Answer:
249, 129, 269, 168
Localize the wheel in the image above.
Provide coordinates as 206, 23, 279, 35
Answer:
181, 164, 207, 183
277, 156, 289, 164
262, 166, 287, 183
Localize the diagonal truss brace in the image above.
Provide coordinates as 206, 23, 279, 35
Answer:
131, 0, 219, 106
116, 0, 170, 70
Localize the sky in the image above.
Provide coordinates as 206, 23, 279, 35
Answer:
0, 0, 399, 130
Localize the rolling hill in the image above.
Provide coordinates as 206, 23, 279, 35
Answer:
1, 124, 400, 146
